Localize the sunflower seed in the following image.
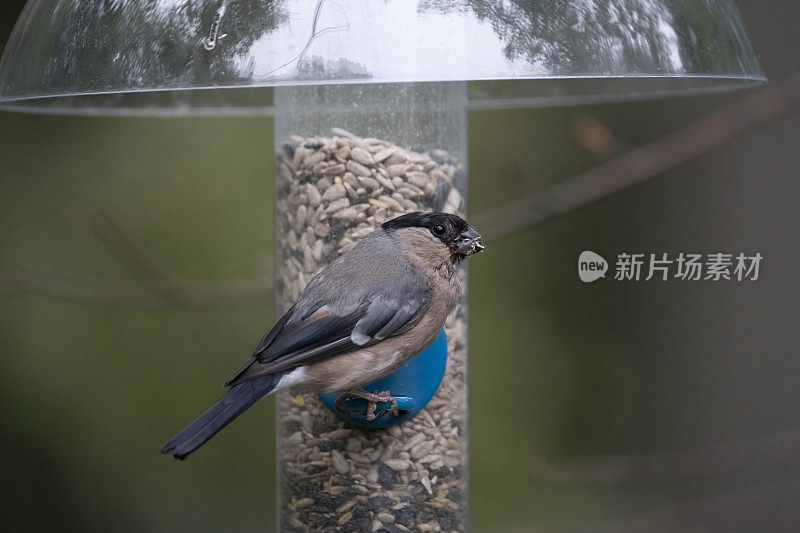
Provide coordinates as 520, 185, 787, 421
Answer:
346, 160, 371, 177
325, 197, 350, 213
350, 147, 374, 166
331, 450, 350, 474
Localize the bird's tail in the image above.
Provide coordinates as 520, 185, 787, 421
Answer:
161, 372, 285, 460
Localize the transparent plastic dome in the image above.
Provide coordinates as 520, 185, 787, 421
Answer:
0, 0, 764, 115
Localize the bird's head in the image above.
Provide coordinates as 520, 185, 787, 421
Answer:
382, 212, 485, 263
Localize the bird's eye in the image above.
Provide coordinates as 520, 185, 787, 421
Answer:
431, 224, 446, 237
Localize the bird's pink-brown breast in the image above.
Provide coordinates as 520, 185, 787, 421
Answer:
301, 227, 463, 393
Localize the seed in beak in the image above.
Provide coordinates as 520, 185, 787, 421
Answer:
454, 227, 485, 256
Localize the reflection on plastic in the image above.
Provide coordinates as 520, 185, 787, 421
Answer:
0, 0, 764, 114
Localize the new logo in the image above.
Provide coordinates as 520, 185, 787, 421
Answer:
578, 250, 608, 283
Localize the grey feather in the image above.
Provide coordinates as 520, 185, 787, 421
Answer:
227, 230, 430, 385
161, 372, 286, 459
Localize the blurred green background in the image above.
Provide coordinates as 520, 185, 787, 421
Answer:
1, 1, 799, 531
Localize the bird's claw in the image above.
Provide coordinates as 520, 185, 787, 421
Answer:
335, 389, 399, 420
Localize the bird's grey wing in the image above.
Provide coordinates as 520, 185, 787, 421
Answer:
224, 304, 295, 386
226, 268, 430, 386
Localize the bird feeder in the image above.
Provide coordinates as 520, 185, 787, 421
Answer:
0, 1, 764, 531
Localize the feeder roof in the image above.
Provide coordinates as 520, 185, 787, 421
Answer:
0, 0, 765, 116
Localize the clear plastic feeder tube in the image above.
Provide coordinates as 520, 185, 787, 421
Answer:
274, 82, 469, 532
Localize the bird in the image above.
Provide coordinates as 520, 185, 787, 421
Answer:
161, 211, 484, 459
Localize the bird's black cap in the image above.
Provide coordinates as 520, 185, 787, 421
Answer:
382, 211, 470, 246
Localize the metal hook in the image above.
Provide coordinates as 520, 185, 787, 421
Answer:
203, 14, 221, 51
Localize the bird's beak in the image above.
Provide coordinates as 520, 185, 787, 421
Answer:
454, 226, 485, 257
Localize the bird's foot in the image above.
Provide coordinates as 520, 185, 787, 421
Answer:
335, 389, 399, 420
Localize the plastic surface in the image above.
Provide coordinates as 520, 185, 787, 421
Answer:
319, 329, 448, 428
0, 0, 765, 115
